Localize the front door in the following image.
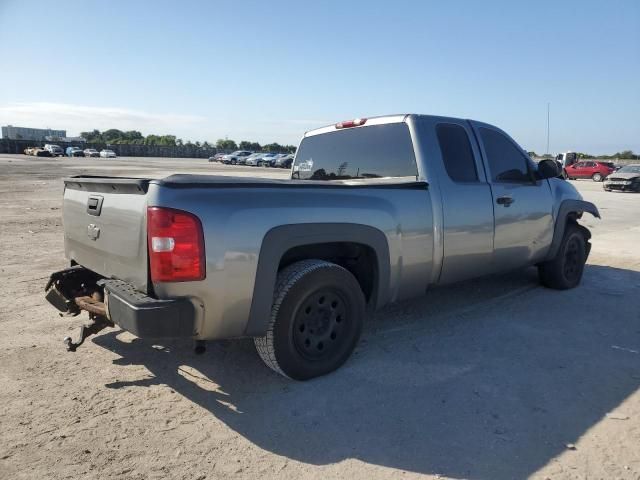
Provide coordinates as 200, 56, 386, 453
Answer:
471, 122, 555, 272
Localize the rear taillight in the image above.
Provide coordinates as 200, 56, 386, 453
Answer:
147, 207, 205, 282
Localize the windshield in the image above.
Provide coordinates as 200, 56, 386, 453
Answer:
617, 165, 640, 174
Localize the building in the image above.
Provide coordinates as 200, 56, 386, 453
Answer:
1, 125, 66, 141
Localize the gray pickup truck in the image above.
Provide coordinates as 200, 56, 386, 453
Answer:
45, 114, 599, 380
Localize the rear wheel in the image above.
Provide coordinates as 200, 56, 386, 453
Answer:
538, 223, 589, 290
592, 172, 603, 182
254, 260, 365, 380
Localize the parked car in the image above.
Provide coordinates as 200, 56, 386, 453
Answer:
208, 153, 225, 162
603, 164, 640, 192
564, 160, 614, 182
36, 148, 53, 157
222, 150, 252, 164
243, 153, 266, 166
24, 147, 52, 157
100, 149, 117, 158
274, 153, 294, 168
256, 153, 279, 167
66, 147, 85, 157
44, 114, 599, 380
84, 148, 100, 158
44, 144, 64, 156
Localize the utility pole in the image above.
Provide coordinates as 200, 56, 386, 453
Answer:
546, 102, 550, 155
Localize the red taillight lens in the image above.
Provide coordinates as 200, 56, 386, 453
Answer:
147, 207, 205, 282
336, 118, 367, 129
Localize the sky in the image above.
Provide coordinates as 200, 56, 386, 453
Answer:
0, 0, 638, 154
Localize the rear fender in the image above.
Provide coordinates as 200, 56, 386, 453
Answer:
244, 223, 390, 336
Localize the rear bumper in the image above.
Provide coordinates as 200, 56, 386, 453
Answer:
101, 279, 196, 338
45, 267, 196, 338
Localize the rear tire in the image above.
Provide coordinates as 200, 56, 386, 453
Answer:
538, 223, 589, 290
254, 259, 365, 380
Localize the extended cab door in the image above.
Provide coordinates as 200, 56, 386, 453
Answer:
471, 122, 554, 272
417, 116, 494, 284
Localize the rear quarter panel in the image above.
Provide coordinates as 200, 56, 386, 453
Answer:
147, 183, 434, 339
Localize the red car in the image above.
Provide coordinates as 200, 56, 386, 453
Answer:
564, 161, 615, 182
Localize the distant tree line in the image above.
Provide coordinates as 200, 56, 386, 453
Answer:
215, 138, 296, 153
80, 129, 296, 153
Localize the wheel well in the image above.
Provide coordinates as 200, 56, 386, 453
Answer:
278, 242, 378, 305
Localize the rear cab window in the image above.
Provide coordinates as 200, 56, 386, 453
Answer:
292, 123, 418, 180
436, 123, 478, 182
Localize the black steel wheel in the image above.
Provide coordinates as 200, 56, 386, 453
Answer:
254, 259, 365, 380
539, 223, 588, 290
292, 288, 351, 361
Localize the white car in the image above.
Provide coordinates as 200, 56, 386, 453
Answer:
244, 153, 266, 166
222, 150, 252, 165
100, 149, 117, 158
44, 144, 64, 156
84, 148, 100, 158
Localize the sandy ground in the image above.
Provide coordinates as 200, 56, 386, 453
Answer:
0, 154, 639, 480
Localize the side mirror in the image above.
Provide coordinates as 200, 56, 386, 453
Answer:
537, 159, 561, 179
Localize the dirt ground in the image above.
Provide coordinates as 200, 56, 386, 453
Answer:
1, 154, 639, 480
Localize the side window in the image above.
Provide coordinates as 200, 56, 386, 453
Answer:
436, 123, 478, 182
479, 128, 531, 183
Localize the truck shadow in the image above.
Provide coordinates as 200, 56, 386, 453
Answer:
94, 264, 640, 479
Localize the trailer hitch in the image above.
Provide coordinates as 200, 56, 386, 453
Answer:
64, 314, 113, 352
61, 294, 113, 352
45, 267, 114, 351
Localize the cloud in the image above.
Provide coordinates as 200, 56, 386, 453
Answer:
0, 102, 205, 136
0, 102, 326, 144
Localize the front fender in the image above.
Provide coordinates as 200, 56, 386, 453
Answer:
545, 199, 600, 261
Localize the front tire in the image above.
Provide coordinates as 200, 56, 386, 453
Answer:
538, 223, 589, 290
254, 259, 365, 380
592, 172, 603, 182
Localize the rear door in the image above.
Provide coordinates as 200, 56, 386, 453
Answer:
584, 161, 598, 178
472, 123, 554, 272
417, 116, 494, 284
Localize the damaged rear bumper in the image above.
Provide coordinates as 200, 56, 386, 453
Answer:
45, 266, 196, 339
101, 279, 195, 338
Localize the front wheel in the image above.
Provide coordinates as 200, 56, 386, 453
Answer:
538, 223, 589, 290
592, 172, 603, 182
254, 260, 365, 380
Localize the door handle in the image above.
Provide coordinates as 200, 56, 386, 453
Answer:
496, 195, 514, 206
